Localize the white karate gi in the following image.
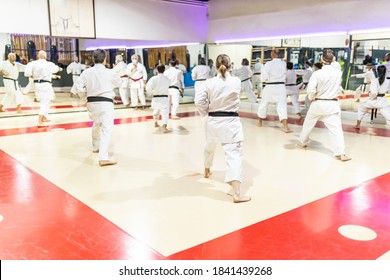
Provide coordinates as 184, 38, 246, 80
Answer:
191, 64, 210, 99
113, 61, 130, 106
146, 73, 171, 125
195, 72, 243, 183
357, 77, 390, 126
354, 69, 375, 100
257, 58, 288, 121
296, 66, 313, 90
285, 69, 301, 114
67, 61, 85, 94
232, 65, 257, 103
299, 64, 347, 156
252, 61, 263, 96
127, 62, 147, 107
24, 59, 60, 119
164, 66, 184, 118
75, 64, 121, 161
0, 60, 25, 108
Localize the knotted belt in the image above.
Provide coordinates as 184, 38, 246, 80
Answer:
87, 96, 114, 103
3, 77, 18, 90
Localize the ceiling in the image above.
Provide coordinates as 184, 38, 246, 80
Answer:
160, 0, 208, 6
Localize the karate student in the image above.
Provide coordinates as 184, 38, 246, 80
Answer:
67, 56, 86, 97
296, 61, 313, 91
252, 57, 263, 97
126, 54, 147, 110
146, 64, 171, 133
285, 61, 302, 118
298, 49, 351, 162
191, 57, 210, 98
354, 65, 390, 129
352, 63, 376, 102
208, 59, 217, 78
0, 53, 25, 113
195, 53, 251, 203
257, 49, 292, 133
75, 49, 122, 167
24, 50, 62, 126
232, 58, 257, 103
164, 59, 184, 120
113, 54, 130, 107
384, 53, 390, 80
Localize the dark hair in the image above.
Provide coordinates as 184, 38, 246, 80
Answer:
169, 60, 177, 67
157, 64, 165, 74
286, 62, 293, 70
322, 49, 334, 64
242, 58, 249, 66
216, 54, 231, 79
199, 58, 206, 65
93, 49, 106, 64
377, 65, 387, 85
314, 62, 323, 70
305, 61, 312, 67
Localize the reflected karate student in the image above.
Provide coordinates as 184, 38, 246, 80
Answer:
195, 54, 251, 203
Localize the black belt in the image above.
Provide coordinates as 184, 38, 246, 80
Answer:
314, 98, 338, 101
303, 82, 309, 85
73, 74, 80, 76
3, 77, 18, 90
266, 82, 285, 85
153, 95, 168, 98
253, 73, 261, 75
377, 94, 386, 97
195, 79, 206, 82
286, 84, 297, 86
34, 79, 51, 83
169, 86, 180, 90
387, 77, 390, 79
208, 111, 239, 117
241, 77, 251, 82
87, 96, 114, 103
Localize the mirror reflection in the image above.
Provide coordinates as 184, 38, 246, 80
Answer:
0, 33, 389, 118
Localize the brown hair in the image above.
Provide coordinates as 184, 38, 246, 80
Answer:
216, 54, 231, 79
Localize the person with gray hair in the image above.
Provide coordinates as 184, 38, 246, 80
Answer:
298, 49, 351, 162
126, 54, 147, 110
75, 49, 122, 167
24, 50, 62, 126
195, 54, 251, 203
113, 54, 130, 107
0, 53, 25, 113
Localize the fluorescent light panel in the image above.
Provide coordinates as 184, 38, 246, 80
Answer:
85, 42, 199, 51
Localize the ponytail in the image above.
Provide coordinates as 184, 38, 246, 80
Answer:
377, 65, 386, 85
216, 54, 231, 80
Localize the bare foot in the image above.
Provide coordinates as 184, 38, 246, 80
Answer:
154, 123, 160, 128
204, 168, 212, 178
258, 118, 263, 127
336, 155, 352, 162
233, 195, 251, 203
283, 127, 293, 133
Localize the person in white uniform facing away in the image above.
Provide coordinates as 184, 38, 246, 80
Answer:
164, 60, 184, 120
352, 63, 376, 102
24, 50, 62, 126
176, 59, 187, 73
252, 57, 264, 97
298, 49, 351, 162
75, 49, 122, 167
146, 64, 171, 133
232, 58, 257, 103
191, 57, 210, 99
113, 54, 130, 107
67, 56, 85, 97
296, 61, 313, 91
257, 49, 292, 133
208, 59, 217, 78
354, 65, 390, 129
285, 61, 302, 118
0, 53, 25, 113
126, 54, 147, 110
195, 54, 251, 203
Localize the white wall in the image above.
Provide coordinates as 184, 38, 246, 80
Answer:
0, 33, 10, 60
208, 0, 390, 44
208, 44, 252, 68
0, 0, 208, 46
